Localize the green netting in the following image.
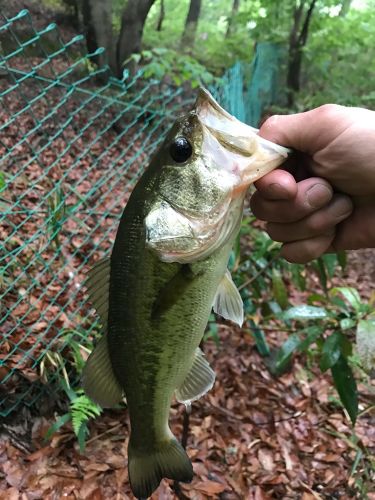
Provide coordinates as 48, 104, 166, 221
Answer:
0, 10, 282, 417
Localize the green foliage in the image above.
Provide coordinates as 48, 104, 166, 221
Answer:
130, 48, 221, 88
297, 3, 375, 109
42, 330, 103, 451
46, 186, 66, 249
70, 391, 102, 447
143, 0, 253, 73
0, 171, 5, 192
227, 218, 373, 426
356, 318, 375, 372
45, 384, 102, 452
272, 283, 374, 425
204, 312, 221, 346
42, 0, 375, 108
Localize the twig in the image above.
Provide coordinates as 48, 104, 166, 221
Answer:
238, 252, 280, 291
208, 401, 305, 425
299, 480, 323, 500
172, 406, 191, 500
85, 423, 123, 445
181, 405, 191, 450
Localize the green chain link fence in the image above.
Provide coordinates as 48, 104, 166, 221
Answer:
0, 9, 283, 417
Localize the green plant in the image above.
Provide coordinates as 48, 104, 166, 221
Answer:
45, 384, 102, 452
46, 186, 66, 250
228, 216, 374, 425
41, 330, 103, 451
0, 171, 5, 192
129, 48, 221, 88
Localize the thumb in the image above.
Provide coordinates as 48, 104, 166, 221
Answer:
259, 105, 348, 155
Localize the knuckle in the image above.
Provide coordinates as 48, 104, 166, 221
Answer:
307, 214, 330, 233
262, 114, 280, 129
259, 115, 281, 139
314, 103, 344, 121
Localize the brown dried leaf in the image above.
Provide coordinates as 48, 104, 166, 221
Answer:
194, 480, 227, 495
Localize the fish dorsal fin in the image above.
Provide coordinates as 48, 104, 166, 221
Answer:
85, 257, 110, 329
175, 348, 215, 404
82, 333, 123, 407
213, 269, 244, 327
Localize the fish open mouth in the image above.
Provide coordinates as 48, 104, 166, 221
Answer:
195, 88, 291, 185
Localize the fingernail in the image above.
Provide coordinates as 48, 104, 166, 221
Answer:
306, 184, 332, 208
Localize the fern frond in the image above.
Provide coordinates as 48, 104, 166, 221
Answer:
70, 394, 102, 437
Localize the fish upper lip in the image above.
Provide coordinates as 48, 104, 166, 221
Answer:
195, 87, 291, 159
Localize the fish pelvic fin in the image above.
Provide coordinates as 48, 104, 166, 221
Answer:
213, 269, 244, 327
82, 333, 123, 408
128, 438, 193, 499
175, 348, 215, 404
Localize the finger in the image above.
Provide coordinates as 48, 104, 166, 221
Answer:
280, 233, 335, 264
331, 202, 375, 250
254, 169, 297, 200
250, 178, 333, 223
266, 194, 353, 242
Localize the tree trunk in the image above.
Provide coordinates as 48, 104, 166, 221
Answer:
181, 0, 202, 48
339, 0, 352, 16
116, 0, 156, 78
81, 0, 115, 74
61, 0, 81, 30
156, 0, 165, 31
287, 0, 317, 106
226, 0, 240, 37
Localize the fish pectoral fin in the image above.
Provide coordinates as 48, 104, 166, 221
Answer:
85, 257, 110, 330
175, 348, 215, 404
82, 333, 123, 408
128, 437, 193, 498
213, 269, 244, 327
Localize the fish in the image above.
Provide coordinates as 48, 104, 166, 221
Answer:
82, 88, 290, 499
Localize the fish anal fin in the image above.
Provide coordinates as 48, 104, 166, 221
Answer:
213, 269, 244, 327
82, 334, 123, 408
85, 257, 110, 329
128, 437, 193, 498
175, 348, 215, 404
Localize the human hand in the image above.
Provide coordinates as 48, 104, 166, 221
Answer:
250, 105, 375, 263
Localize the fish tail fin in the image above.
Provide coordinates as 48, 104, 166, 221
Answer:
128, 437, 193, 498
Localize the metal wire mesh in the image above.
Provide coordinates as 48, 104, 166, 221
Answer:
0, 9, 281, 416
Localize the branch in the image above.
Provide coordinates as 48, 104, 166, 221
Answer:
298, 0, 317, 47
238, 251, 281, 291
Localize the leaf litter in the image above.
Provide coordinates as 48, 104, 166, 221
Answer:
1, 316, 374, 498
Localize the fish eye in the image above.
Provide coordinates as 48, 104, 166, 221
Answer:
169, 137, 193, 163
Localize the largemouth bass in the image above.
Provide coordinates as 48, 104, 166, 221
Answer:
82, 89, 289, 498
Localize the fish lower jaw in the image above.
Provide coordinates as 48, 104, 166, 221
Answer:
151, 204, 243, 264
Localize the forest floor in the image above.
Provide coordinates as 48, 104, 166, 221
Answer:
0, 1, 374, 499
0, 249, 374, 499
